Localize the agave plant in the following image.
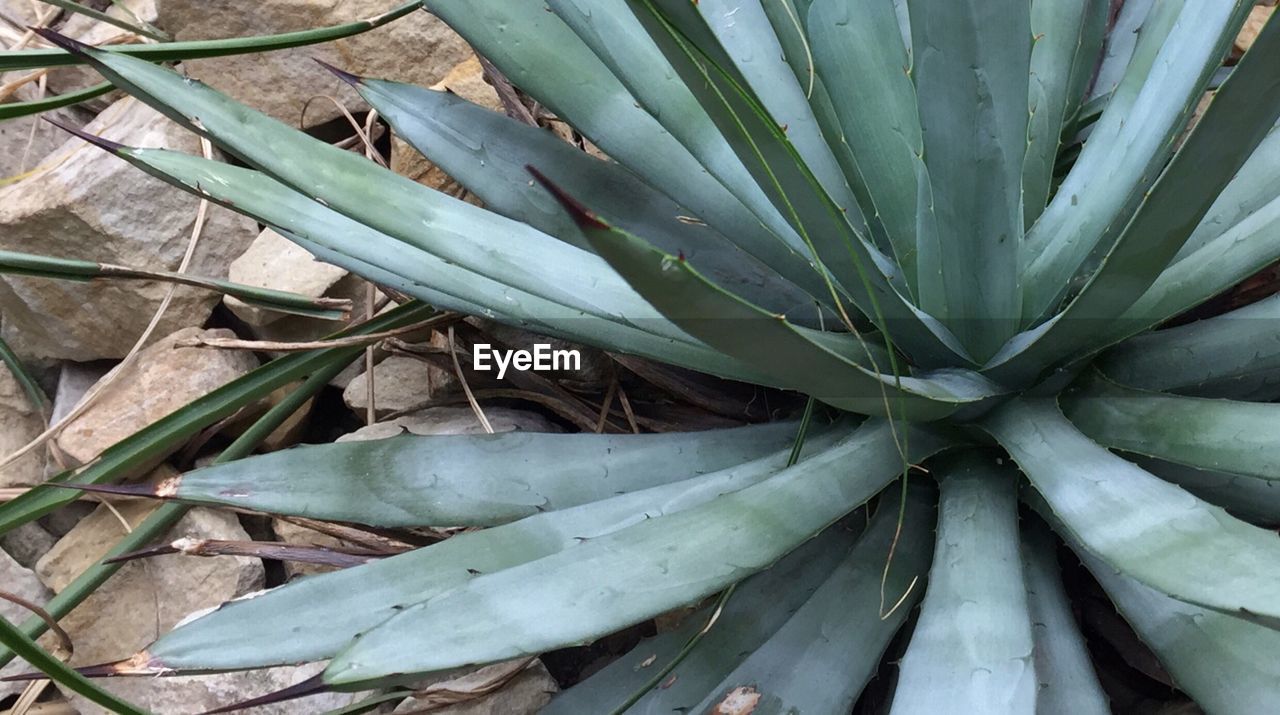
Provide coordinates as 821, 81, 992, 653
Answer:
4, 0, 1280, 712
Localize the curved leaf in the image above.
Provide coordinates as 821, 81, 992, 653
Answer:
806, 0, 933, 292
1099, 291, 1280, 394
685, 482, 934, 715
351, 76, 818, 317
987, 399, 1280, 631
1130, 457, 1280, 528
1086, 0, 1155, 101
534, 174, 1002, 419
1063, 374, 1280, 481
1173, 125, 1280, 261
889, 452, 1036, 715
150, 421, 808, 527
1075, 536, 1280, 714
545, 516, 867, 714
1021, 518, 1108, 715
989, 7, 1280, 383
423, 0, 826, 307
145, 425, 865, 671
906, 0, 1030, 362
1021, 0, 1250, 321
319, 421, 951, 685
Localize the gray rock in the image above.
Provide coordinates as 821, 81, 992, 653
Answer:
339, 406, 561, 442
0, 521, 55, 569
54, 327, 258, 467
0, 546, 54, 700
223, 228, 350, 327
0, 360, 47, 488
155, 0, 471, 125
393, 659, 558, 714
0, 97, 259, 361
342, 354, 455, 422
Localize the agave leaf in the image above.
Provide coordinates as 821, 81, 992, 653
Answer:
86, 143, 783, 386
545, 517, 867, 714
148, 420, 941, 672
141, 421, 809, 527
987, 399, 1280, 631
694, 0, 866, 221
1129, 457, 1280, 528
988, 8, 1280, 383
1100, 292, 1280, 393
805, 0, 933, 294
683, 482, 934, 715
1023, 0, 1110, 226
0, 300, 434, 535
1086, 0, 1156, 101
1063, 373, 1280, 482
422, 0, 824, 308
888, 452, 1036, 715
1021, 0, 1251, 321
621, 0, 972, 368
318, 422, 950, 685
1021, 518, 1108, 715
534, 173, 1002, 419
349, 76, 819, 318
906, 0, 1030, 362
0, 0, 420, 70
38, 36, 737, 347
1072, 532, 1280, 714
1173, 125, 1280, 261
1121, 189, 1280, 339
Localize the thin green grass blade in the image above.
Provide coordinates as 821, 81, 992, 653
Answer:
0, 248, 348, 320
142, 425, 865, 671
906, 0, 1030, 362
0, 303, 435, 535
0, 615, 149, 715
0, 81, 112, 120
533, 172, 1002, 419
888, 452, 1036, 714
1063, 372, 1280, 481
36, 0, 169, 41
318, 421, 950, 685
987, 398, 1280, 632
0, 0, 420, 70
148, 422, 806, 527
0, 331, 49, 414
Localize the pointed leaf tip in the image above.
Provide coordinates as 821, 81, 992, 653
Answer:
28, 27, 93, 55
42, 117, 127, 153
312, 57, 362, 86
198, 674, 327, 714
525, 165, 609, 230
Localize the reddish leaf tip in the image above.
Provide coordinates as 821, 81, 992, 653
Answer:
312, 57, 362, 86
525, 165, 609, 230
42, 117, 127, 153
29, 27, 93, 55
